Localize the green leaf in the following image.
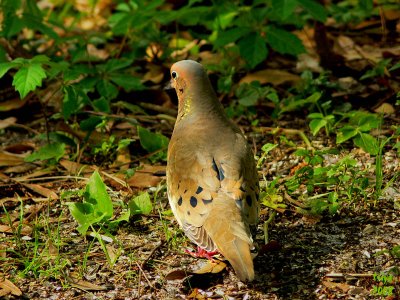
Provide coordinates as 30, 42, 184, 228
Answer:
336, 126, 358, 144
12, 63, 47, 98
261, 143, 278, 154
308, 112, 324, 119
62, 86, 79, 120
103, 58, 133, 72
25, 143, 65, 162
360, 0, 373, 11
96, 79, 118, 100
354, 133, 379, 155
238, 32, 268, 69
309, 118, 327, 136
31, 55, 50, 64
0, 62, 18, 78
84, 170, 113, 219
238, 89, 259, 106
80, 116, 103, 131
213, 27, 252, 48
137, 126, 169, 153
271, 0, 298, 20
110, 210, 131, 225
93, 97, 111, 113
109, 74, 143, 91
213, 11, 238, 30
266, 26, 305, 56
297, 0, 327, 22
66, 202, 102, 235
22, 14, 59, 40
129, 192, 153, 215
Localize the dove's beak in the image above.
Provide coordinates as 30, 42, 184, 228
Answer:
164, 79, 174, 90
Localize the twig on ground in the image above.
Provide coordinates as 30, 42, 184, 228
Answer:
141, 240, 165, 270
135, 261, 154, 290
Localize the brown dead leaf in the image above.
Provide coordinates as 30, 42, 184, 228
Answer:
0, 117, 17, 130
87, 44, 109, 60
143, 64, 165, 84
0, 224, 32, 236
3, 142, 35, 154
187, 288, 206, 300
13, 169, 54, 182
0, 279, 22, 297
0, 152, 24, 167
0, 225, 12, 234
0, 97, 29, 111
165, 269, 190, 280
66, 275, 109, 291
322, 280, 351, 293
165, 260, 226, 281
4, 163, 38, 174
296, 53, 323, 73
47, 240, 59, 258
20, 183, 58, 200
374, 103, 395, 114
112, 146, 131, 170
59, 159, 95, 175
239, 69, 301, 86
192, 260, 227, 275
126, 164, 165, 188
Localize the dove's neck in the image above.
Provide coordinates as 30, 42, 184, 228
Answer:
176, 80, 226, 126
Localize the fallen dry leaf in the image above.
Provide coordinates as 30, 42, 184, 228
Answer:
0, 117, 17, 130
0, 97, 29, 111
3, 163, 37, 174
239, 69, 301, 86
165, 260, 227, 281
0, 152, 25, 167
20, 183, 58, 200
0, 279, 22, 297
66, 275, 110, 291
126, 164, 165, 188
322, 280, 351, 293
192, 260, 227, 275
59, 159, 95, 175
143, 63, 165, 84
374, 103, 395, 114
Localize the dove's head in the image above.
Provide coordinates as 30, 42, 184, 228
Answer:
170, 60, 206, 94
170, 60, 221, 121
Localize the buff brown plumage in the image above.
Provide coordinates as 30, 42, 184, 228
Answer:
166, 60, 259, 282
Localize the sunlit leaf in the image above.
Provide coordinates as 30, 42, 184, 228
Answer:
129, 192, 153, 215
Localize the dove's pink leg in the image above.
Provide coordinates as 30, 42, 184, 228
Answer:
185, 246, 219, 260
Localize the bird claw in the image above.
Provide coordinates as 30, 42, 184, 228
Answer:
185, 247, 219, 260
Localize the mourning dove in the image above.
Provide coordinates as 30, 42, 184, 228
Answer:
166, 60, 259, 282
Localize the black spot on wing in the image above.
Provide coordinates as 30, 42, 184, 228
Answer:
213, 158, 218, 173
196, 186, 203, 194
177, 197, 183, 206
190, 196, 198, 208
246, 195, 252, 207
202, 198, 213, 205
187, 210, 191, 215
212, 158, 225, 181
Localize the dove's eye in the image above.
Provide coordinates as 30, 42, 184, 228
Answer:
171, 71, 178, 80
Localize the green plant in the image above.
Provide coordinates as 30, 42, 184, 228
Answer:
25, 142, 66, 164
92, 135, 134, 162
285, 150, 372, 215
137, 126, 169, 162
66, 170, 114, 235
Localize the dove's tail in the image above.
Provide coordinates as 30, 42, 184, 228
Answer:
204, 199, 255, 282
